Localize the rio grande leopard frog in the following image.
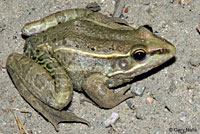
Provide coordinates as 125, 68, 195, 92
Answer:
6, 8, 176, 131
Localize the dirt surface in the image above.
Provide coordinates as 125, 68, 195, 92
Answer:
0, 0, 200, 134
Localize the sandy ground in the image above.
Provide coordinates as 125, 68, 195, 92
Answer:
0, 0, 200, 134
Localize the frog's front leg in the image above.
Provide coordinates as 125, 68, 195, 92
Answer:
6, 53, 89, 131
82, 73, 135, 109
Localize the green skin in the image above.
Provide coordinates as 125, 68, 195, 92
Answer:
6, 9, 176, 131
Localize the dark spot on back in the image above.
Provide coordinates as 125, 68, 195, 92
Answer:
91, 47, 95, 51
46, 63, 53, 69
52, 38, 57, 43
36, 49, 40, 54
62, 38, 66, 45
64, 56, 67, 63
43, 35, 48, 42
52, 74, 56, 79
32, 56, 36, 60
109, 47, 114, 50
38, 56, 43, 61
75, 44, 80, 48
56, 53, 60, 59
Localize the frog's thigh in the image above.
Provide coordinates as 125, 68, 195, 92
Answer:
22, 9, 94, 36
82, 73, 135, 109
6, 53, 72, 110
7, 53, 89, 130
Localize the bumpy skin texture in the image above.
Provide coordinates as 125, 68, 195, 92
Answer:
6, 9, 176, 130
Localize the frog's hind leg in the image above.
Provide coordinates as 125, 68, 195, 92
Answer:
21, 9, 94, 36
7, 52, 73, 109
6, 53, 89, 131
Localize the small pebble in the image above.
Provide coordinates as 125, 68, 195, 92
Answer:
179, 116, 187, 122
169, 80, 176, 92
155, 131, 160, 134
2, 60, 6, 68
104, 112, 119, 127
101, 0, 105, 3
0, 23, 6, 32
124, 7, 129, 13
189, 57, 200, 67
170, 0, 175, 3
27, 112, 32, 118
126, 101, 132, 107
188, 98, 194, 104
146, 96, 153, 104
1, 60, 7, 72
86, 2, 101, 12
131, 84, 146, 96
126, 101, 136, 110
193, 107, 198, 112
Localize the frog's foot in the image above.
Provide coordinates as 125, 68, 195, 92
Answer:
6, 53, 89, 131
27, 90, 90, 131
31, 95, 90, 131
82, 73, 135, 109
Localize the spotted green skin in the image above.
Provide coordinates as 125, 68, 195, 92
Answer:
6, 9, 176, 131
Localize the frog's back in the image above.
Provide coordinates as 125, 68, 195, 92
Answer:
25, 19, 140, 54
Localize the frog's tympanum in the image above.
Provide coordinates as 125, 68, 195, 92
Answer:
6, 9, 176, 131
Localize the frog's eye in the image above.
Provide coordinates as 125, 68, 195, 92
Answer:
132, 49, 146, 61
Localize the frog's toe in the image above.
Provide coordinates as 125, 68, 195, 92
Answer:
29, 94, 90, 132
44, 107, 90, 131
117, 84, 131, 95
115, 84, 135, 99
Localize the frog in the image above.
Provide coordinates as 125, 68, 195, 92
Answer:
6, 8, 176, 131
